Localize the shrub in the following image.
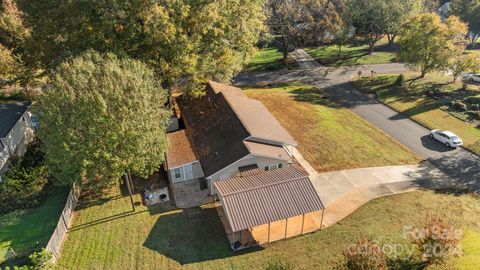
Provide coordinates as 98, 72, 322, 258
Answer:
20, 140, 45, 169
29, 249, 54, 270
396, 74, 405, 86
470, 110, 480, 120
342, 238, 388, 270
452, 101, 467, 111
0, 163, 49, 215
466, 96, 480, 104
470, 104, 480, 110
411, 214, 463, 266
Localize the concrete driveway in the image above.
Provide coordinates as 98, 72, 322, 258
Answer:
309, 164, 452, 227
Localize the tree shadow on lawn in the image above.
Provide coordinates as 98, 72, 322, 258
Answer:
289, 87, 342, 108
314, 43, 398, 67
143, 206, 262, 265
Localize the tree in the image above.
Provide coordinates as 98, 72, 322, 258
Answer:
0, 0, 29, 51
384, 0, 423, 45
0, 43, 17, 82
347, 0, 390, 54
0, 0, 30, 85
16, 0, 265, 97
448, 53, 480, 83
422, 0, 442, 12
36, 51, 170, 189
449, 0, 480, 46
266, 0, 345, 64
398, 13, 468, 78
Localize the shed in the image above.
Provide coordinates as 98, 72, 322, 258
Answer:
215, 165, 324, 249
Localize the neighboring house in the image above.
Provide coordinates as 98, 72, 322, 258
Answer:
0, 101, 35, 175
165, 81, 324, 249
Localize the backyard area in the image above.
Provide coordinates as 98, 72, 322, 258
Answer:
304, 38, 398, 66
243, 47, 298, 72
56, 186, 479, 269
244, 84, 419, 172
353, 74, 480, 155
0, 187, 69, 264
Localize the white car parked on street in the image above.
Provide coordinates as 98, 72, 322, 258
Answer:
430, 130, 463, 148
462, 73, 480, 83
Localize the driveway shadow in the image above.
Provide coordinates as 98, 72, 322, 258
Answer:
420, 135, 457, 153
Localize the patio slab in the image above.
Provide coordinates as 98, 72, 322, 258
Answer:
171, 179, 214, 208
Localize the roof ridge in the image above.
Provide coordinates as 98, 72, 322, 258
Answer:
219, 167, 308, 197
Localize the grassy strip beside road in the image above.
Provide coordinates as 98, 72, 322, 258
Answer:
57, 187, 479, 269
353, 74, 480, 155
0, 187, 69, 262
243, 47, 298, 72
244, 84, 419, 172
304, 38, 397, 66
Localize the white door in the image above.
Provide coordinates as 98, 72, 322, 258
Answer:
184, 164, 193, 180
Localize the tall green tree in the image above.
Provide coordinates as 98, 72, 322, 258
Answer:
449, 0, 480, 45
347, 0, 390, 54
16, 0, 265, 96
36, 51, 170, 189
398, 13, 468, 78
384, 0, 423, 45
266, 0, 345, 64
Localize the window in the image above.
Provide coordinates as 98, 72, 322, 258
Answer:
173, 168, 182, 179
265, 163, 283, 171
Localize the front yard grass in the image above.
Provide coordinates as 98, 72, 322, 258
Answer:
304, 38, 398, 66
57, 187, 479, 269
243, 47, 298, 72
0, 187, 69, 262
353, 74, 480, 155
244, 84, 419, 172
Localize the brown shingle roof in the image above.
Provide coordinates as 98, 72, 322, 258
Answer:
177, 92, 250, 177
208, 81, 296, 145
166, 130, 197, 169
215, 166, 324, 232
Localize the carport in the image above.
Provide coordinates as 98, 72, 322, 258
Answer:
215, 166, 325, 250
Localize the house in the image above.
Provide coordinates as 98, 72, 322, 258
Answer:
165, 81, 296, 195
165, 81, 324, 248
0, 101, 35, 175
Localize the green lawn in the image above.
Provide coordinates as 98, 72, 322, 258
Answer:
244, 84, 419, 172
243, 47, 298, 72
57, 187, 480, 269
304, 38, 398, 66
0, 187, 69, 262
353, 74, 480, 155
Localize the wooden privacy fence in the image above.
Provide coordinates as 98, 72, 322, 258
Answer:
45, 183, 80, 262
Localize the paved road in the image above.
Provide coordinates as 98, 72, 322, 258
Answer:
234, 49, 480, 192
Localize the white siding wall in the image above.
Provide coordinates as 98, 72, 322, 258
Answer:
168, 161, 204, 184
0, 111, 34, 173
208, 154, 290, 195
